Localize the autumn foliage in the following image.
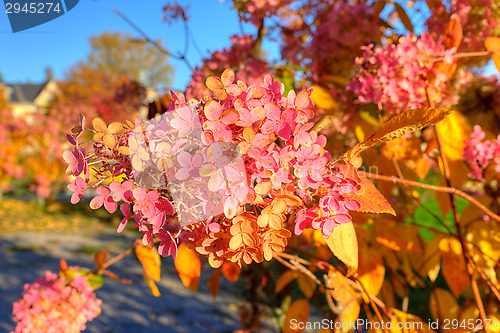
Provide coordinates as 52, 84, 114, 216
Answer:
8, 1, 500, 333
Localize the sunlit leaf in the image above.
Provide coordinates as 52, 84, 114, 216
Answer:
222, 261, 241, 283
283, 299, 310, 333
349, 107, 453, 156
310, 85, 337, 111
430, 288, 459, 322
135, 245, 161, 282
174, 243, 201, 292
485, 37, 500, 74
352, 177, 395, 215
326, 222, 358, 274
358, 246, 385, 297
444, 14, 463, 49
439, 238, 469, 297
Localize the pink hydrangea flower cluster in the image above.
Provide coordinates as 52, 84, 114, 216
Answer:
185, 34, 269, 100
65, 68, 362, 267
12, 271, 101, 333
306, 1, 382, 82
426, 0, 499, 53
463, 125, 500, 180
348, 33, 455, 114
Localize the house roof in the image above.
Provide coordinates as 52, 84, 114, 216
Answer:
6, 82, 48, 103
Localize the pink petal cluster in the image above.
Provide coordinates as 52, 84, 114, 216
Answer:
348, 33, 454, 114
426, 0, 498, 53
463, 125, 500, 180
185, 34, 269, 100
295, 173, 360, 238
65, 68, 362, 267
12, 271, 101, 333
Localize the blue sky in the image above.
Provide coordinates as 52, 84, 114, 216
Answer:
0, 0, 265, 90
0, 0, 496, 91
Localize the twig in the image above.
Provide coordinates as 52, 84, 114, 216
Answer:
358, 171, 500, 223
113, 8, 192, 70
354, 274, 390, 333
432, 50, 490, 63
426, 88, 488, 327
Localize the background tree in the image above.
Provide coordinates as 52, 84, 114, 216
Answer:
86, 31, 174, 90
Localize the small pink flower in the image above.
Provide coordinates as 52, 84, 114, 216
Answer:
67, 177, 87, 204
117, 203, 132, 233
109, 180, 134, 202
90, 185, 117, 213
62, 146, 87, 177
155, 229, 178, 258
133, 188, 160, 219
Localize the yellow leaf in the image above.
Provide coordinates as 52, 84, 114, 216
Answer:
327, 268, 360, 327
207, 269, 221, 298
439, 238, 469, 297
430, 288, 460, 322
349, 107, 453, 156
283, 299, 310, 333
174, 243, 201, 292
352, 177, 396, 215
310, 85, 337, 111
394, 3, 414, 33
436, 112, 472, 161
297, 273, 316, 298
135, 245, 161, 282
142, 273, 160, 297
326, 222, 358, 274
358, 246, 385, 297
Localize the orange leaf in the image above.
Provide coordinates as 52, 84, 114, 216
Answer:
348, 107, 453, 155
485, 37, 500, 73
439, 238, 469, 297
326, 222, 358, 274
352, 177, 395, 215
394, 3, 414, 33
275, 270, 299, 293
174, 243, 201, 292
297, 273, 316, 298
222, 261, 241, 283
327, 268, 360, 325
207, 269, 221, 298
430, 288, 460, 322
135, 245, 161, 282
142, 273, 161, 297
94, 249, 109, 271
283, 299, 310, 333
444, 14, 463, 49
358, 246, 385, 297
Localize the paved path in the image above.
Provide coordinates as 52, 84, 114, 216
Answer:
0, 229, 262, 333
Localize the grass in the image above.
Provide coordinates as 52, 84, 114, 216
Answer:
0, 198, 121, 235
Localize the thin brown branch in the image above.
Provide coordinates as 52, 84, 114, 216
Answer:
358, 171, 500, 223
354, 274, 390, 333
